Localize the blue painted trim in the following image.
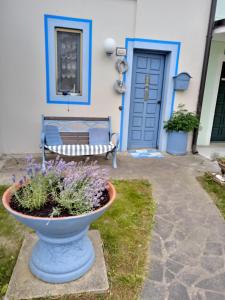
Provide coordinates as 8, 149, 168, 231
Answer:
125, 37, 181, 46
170, 42, 181, 116
44, 14, 92, 105
120, 37, 181, 151
44, 15, 50, 104
44, 14, 92, 23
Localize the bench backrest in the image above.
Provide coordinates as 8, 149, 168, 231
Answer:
42, 115, 112, 145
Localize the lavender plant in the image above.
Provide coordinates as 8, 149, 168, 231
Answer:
12, 156, 109, 216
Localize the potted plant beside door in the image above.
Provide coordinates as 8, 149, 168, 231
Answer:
2, 156, 116, 284
164, 104, 199, 155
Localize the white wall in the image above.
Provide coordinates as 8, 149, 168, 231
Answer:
0, 0, 136, 153
135, 0, 211, 113
0, 0, 211, 153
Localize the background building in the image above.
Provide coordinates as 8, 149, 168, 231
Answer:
0, 0, 212, 155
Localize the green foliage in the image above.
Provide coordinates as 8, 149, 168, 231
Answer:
164, 104, 199, 132
198, 173, 225, 219
12, 157, 108, 216
0, 247, 18, 297
0, 186, 25, 298
217, 157, 225, 164
14, 174, 49, 211
55, 185, 92, 216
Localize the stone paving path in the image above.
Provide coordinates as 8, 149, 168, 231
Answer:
110, 154, 225, 300
1, 153, 225, 299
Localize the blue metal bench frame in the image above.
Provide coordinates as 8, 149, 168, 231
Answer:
41, 115, 119, 168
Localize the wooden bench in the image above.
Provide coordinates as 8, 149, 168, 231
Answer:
40, 115, 119, 168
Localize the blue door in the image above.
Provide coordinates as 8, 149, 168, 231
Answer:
128, 50, 165, 149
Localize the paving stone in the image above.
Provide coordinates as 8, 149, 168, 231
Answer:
196, 272, 225, 293
157, 203, 171, 215
179, 240, 203, 259
166, 259, 184, 274
179, 267, 203, 286
204, 242, 223, 256
174, 230, 186, 241
169, 252, 195, 267
165, 269, 175, 283
150, 234, 163, 258
149, 259, 163, 282
165, 240, 177, 254
154, 216, 173, 240
141, 280, 167, 300
201, 256, 224, 273
191, 290, 205, 300
205, 291, 225, 300
5, 231, 109, 300
168, 282, 190, 300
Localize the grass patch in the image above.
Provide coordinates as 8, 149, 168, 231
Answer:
0, 180, 155, 300
198, 173, 225, 219
0, 185, 26, 297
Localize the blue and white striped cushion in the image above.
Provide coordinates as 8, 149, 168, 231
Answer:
46, 143, 115, 156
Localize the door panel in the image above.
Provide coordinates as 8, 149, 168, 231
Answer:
211, 62, 225, 141
128, 51, 165, 149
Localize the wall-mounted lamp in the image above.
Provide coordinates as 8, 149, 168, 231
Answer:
104, 38, 116, 56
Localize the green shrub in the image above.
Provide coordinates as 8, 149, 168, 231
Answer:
164, 104, 199, 132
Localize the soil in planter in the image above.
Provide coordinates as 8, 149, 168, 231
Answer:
9, 188, 110, 218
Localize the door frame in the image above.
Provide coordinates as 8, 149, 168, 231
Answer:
119, 38, 181, 152
211, 60, 225, 142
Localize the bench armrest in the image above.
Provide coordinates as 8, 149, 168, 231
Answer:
111, 133, 120, 149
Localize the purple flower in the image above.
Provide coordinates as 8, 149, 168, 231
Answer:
14, 155, 109, 213
19, 178, 24, 186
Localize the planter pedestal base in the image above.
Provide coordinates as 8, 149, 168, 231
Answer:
29, 228, 95, 283
5, 231, 109, 300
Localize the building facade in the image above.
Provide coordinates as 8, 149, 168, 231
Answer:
0, 0, 212, 154
198, 0, 225, 147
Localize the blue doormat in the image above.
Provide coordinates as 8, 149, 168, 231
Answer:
129, 149, 164, 159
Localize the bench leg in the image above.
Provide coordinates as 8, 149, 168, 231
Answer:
112, 150, 117, 169
41, 147, 46, 172
105, 152, 111, 160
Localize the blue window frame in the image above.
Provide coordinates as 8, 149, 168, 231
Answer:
44, 15, 92, 105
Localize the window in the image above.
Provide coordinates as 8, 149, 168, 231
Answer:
56, 28, 82, 95
44, 15, 92, 105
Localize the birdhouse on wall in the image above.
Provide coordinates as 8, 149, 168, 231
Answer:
173, 72, 192, 91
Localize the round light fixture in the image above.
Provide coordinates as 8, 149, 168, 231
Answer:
104, 38, 116, 56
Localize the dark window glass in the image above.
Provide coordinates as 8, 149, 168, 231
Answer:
221, 62, 225, 80
56, 28, 81, 95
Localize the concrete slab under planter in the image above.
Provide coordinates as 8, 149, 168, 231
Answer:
5, 230, 109, 300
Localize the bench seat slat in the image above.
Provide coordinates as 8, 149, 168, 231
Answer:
60, 132, 89, 145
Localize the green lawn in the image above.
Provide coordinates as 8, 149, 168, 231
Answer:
0, 180, 155, 300
198, 173, 225, 219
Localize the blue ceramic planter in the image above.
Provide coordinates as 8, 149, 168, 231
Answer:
167, 131, 188, 156
2, 182, 116, 284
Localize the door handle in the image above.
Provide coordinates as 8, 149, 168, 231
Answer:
144, 75, 150, 101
